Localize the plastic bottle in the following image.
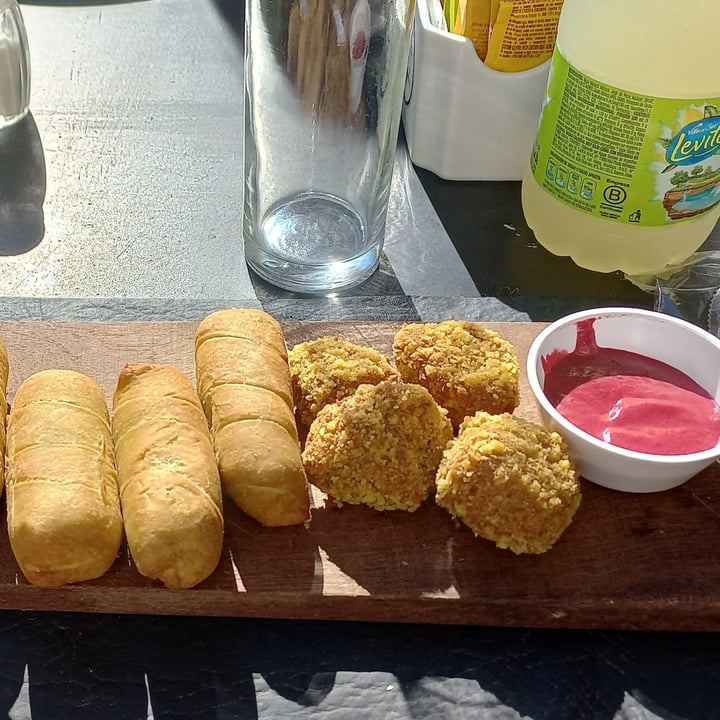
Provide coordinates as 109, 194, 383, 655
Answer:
521, 0, 720, 276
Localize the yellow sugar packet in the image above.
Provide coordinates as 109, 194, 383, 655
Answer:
461, 0, 491, 61
452, 0, 467, 34
485, 0, 563, 72
443, 0, 460, 36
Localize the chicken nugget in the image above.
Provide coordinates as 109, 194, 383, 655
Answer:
289, 336, 398, 429
436, 412, 581, 554
302, 381, 452, 511
392, 320, 520, 429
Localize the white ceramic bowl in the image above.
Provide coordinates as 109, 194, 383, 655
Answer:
526, 307, 720, 493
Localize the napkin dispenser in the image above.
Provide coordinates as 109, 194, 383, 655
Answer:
401, 0, 550, 181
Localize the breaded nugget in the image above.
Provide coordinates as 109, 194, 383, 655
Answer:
392, 320, 520, 428
289, 336, 398, 429
436, 412, 581, 554
302, 381, 453, 511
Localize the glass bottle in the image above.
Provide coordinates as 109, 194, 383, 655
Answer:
0, 0, 29, 128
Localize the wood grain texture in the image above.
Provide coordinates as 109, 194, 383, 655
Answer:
0, 319, 718, 631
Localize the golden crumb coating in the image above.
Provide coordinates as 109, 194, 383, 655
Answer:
436, 412, 581, 554
289, 336, 398, 428
302, 381, 453, 511
392, 320, 520, 428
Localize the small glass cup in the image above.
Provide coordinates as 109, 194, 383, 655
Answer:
0, 0, 29, 129
243, 0, 416, 294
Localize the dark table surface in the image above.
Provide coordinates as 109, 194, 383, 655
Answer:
0, 1, 718, 719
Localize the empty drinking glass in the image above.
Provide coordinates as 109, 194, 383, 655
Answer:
243, 0, 416, 293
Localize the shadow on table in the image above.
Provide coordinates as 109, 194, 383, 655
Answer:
308, 502, 460, 599
412, 168, 657, 321
220, 499, 321, 596
0, 613, 719, 719
212, 0, 243, 40
0, 112, 45, 256
250, 254, 423, 322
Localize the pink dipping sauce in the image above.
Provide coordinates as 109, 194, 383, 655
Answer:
542, 319, 720, 455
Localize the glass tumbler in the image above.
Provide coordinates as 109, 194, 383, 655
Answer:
243, 0, 416, 294
0, 0, 29, 128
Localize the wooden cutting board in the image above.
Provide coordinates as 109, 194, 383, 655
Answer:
0, 319, 719, 632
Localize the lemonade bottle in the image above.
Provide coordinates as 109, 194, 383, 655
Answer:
521, 0, 720, 276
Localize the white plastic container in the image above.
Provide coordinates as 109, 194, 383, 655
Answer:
401, 0, 549, 181
522, 0, 720, 276
526, 308, 720, 493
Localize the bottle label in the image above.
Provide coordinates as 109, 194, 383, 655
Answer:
530, 49, 720, 227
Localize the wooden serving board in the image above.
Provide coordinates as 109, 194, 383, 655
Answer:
0, 319, 719, 632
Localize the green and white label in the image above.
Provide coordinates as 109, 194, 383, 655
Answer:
530, 49, 720, 226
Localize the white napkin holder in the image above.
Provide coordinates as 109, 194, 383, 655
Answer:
401, 0, 550, 181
